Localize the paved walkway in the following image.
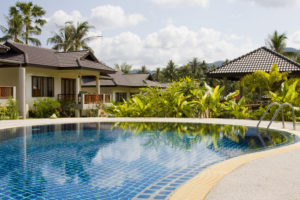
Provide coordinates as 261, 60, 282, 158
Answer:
206, 149, 300, 200
0, 118, 299, 200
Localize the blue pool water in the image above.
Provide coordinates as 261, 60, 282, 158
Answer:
0, 122, 296, 200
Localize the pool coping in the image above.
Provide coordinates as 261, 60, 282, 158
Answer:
0, 117, 299, 200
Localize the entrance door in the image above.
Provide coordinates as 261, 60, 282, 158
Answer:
61, 78, 76, 101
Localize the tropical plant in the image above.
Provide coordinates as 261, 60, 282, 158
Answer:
266, 30, 300, 61
0, 98, 19, 120
0, 7, 24, 43
114, 62, 132, 74
138, 65, 147, 73
153, 67, 161, 81
241, 63, 288, 102
47, 23, 73, 52
266, 31, 287, 54
162, 60, 177, 82
31, 98, 60, 118
59, 100, 76, 117
48, 21, 100, 52
7, 2, 47, 46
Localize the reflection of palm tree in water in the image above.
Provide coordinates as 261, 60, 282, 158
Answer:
115, 122, 292, 153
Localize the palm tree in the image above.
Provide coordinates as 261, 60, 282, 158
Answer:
115, 62, 132, 74
48, 21, 100, 52
0, 7, 24, 43
188, 58, 200, 76
138, 65, 147, 73
154, 67, 161, 81
163, 60, 177, 82
14, 2, 47, 46
266, 30, 300, 62
266, 30, 287, 54
47, 23, 73, 52
69, 21, 101, 51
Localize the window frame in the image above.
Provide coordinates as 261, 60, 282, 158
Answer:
32, 76, 54, 97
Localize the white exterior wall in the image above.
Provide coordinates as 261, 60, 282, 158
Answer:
0, 68, 19, 105
0, 66, 100, 115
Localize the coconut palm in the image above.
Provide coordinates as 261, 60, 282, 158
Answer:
266, 30, 287, 54
114, 62, 132, 74
0, 7, 24, 43
163, 60, 177, 82
266, 30, 300, 62
47, 23, 73, 52
14, 2, 47, 46
69, 21, 100, 51
154, 67, 161, 81
48, 21, 100, 52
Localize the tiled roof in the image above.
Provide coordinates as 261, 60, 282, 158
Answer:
0, 41, 115, 73
207, 47, 300, 78
82, 72, 167, 88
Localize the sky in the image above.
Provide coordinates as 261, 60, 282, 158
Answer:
1, 0, 300, 70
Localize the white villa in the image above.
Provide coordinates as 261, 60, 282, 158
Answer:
0, 41, 164, 118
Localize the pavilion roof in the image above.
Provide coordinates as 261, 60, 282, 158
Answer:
207, 47, 300, 79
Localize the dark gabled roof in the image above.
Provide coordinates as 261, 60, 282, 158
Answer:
0, 41, 115, 73
82, 71, 167, 88
207, 47, 300, 79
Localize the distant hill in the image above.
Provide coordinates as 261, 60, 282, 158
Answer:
284, 47, 300, 52
208, 61, 224, 67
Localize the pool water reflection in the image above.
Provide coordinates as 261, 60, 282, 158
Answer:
0, 123, 296, 200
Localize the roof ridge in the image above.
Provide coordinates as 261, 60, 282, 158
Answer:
7, 40, 56, 52
56, 50, 89, 54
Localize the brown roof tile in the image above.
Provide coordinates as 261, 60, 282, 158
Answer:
82, 72, 167, 88
207, 47, 300, 78
1, 41, 115, 73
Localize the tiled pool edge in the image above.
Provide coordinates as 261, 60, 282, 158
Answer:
169, 128, 300, 200
0, 117, 299, 200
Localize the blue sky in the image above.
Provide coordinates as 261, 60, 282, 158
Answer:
1, 0, 300, 69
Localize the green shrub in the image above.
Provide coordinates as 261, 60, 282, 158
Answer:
6, 98, 19, 119
59, 100, 76, 117
31, 98, 60, 118
0, 98, 19, 120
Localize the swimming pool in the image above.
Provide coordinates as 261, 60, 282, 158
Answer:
0, 122, 296, 200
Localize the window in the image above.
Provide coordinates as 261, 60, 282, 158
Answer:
116, 92, 127, 103
32, 76, 54, 97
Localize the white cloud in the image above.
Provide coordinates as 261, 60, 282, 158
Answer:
232, 0, 299, 7
152, 0, 209, 7
287, 31, 300, 49
45, 5, 145, 32
90, 5, 145, 30
90, 25, 256, 69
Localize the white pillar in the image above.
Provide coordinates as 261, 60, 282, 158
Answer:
96, 74, 100, 94
18, 67, 26, 119
76, 75, 81, 104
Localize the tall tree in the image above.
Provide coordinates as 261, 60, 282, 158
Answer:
188, 58, 200, 77
163, 60, 177, 82
0, 6, 24, 43
138, 65, 147, 73
47, 23, 73, 52
154, 67, 161, 82
115, 62, 132, 74
14, 2, 47, 46
266, 30, 287, 54
48, 21, 100, 52
70, 21, 100, 51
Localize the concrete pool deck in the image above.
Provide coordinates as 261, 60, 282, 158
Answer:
0, 118, 299, 200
